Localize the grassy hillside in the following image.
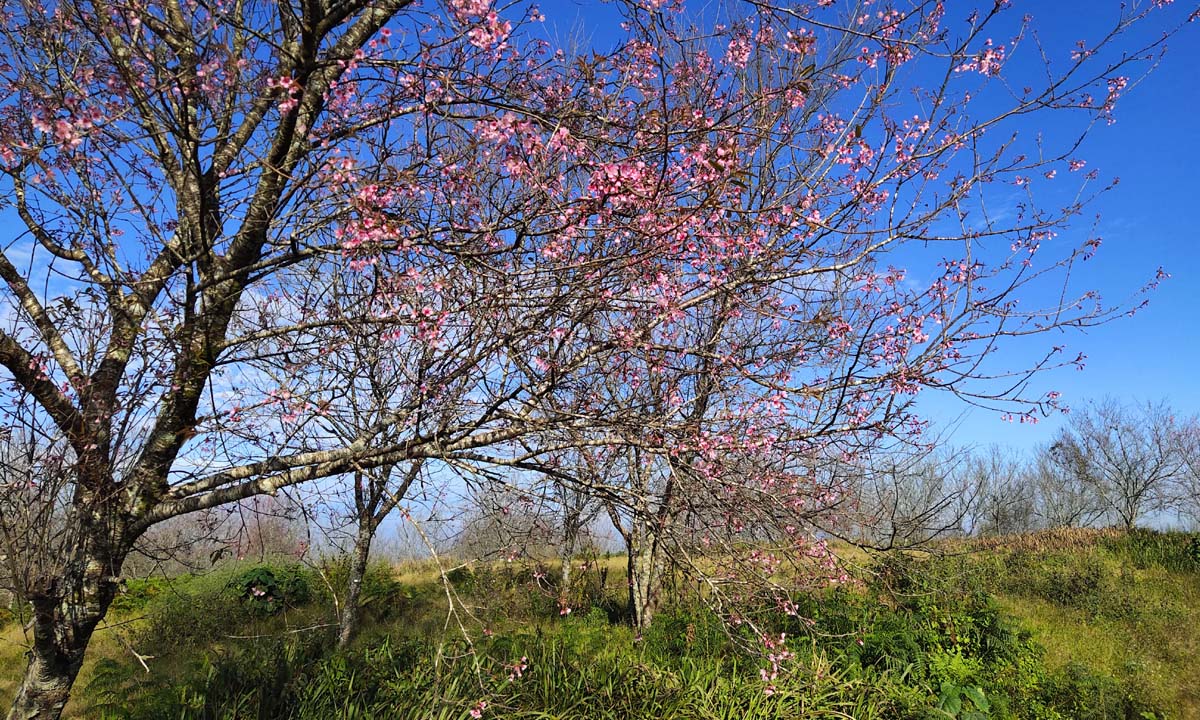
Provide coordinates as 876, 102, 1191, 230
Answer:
979, 529, 1200, 718
1, 528, 1197, 719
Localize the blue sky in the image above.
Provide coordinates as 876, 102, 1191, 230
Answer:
913, 0, 1200, 452
456, 1, 1200, 549
539, 0, 1200, 453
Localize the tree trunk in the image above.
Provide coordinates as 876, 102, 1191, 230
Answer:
559, 550, 571, 604
627, 527, 661, 629
337, 517, 375, 649
558, 515, 577, 608
7, 546, 124, 720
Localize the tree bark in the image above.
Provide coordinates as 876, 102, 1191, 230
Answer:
7, 540, 125, 720
558, 511, 578, 608
627, 526, 661, 629
337, 517, 375, 649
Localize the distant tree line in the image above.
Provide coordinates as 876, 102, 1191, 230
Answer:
850, 398, 1200, 542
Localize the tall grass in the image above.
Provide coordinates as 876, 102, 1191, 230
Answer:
13, 529, 1197, 719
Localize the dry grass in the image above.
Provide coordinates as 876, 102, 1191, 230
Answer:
944, 526, 1128, 555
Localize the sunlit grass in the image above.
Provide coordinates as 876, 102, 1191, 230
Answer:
991, 545, 1200, 719
2, 530, 1198, 718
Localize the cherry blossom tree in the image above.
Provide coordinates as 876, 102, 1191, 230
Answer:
0, 0, 570, 713
0, 0, 1190, 715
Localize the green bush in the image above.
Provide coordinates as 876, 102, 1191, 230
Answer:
109, 576, 171, 614
1100, 529, 1200, 572
316, 554, 409, 622
139, 572, 246, 649
1040, 662, 1158, 720
229, 563, 312, 615
136, 561, 319, 650
1040, 555, 1107, 609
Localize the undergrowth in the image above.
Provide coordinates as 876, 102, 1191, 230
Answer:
54, 530, 1200, 719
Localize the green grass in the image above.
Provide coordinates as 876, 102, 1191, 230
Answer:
981, 533, 1200, 718
2, 531, 1198, 719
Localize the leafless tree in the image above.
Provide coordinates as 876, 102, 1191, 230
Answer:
968, 445, 1037, 536
1030, 435, 1106, 529
1167, 416, 1200, 529
850, 447, 975, 548
0, 414, 72, 623
1063, 398, 1187, 529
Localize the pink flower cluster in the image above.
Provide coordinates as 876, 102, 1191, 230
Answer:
506, 656, 528, 681
447, 0, 490, 22
30, 105, 104, 150
587, 159, 654, 210
725, 32, 752, 69
267, 75, 303, 113
447, 0, 511, 50
956, 39, 1006, 76
467, 14, 511, 50
759, 633, 794, 695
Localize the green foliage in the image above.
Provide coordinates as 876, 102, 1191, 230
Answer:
641, 606, 732, 660
87, 632, 333, 720
995, 549, 1152, 621
441, 563, 561, 622
73, 533, 1197, 720
317, 555, 410, 622
85, 658, 178, 720
108, 576, 171, 614
1098, 529, 1200, 572
1038, 662, 1156, 720
135, 561, 320, 650
931, 681, 990, 720
229, 564, 311, 615
970, 531, 1198, 717
1040, 555, 1108, 609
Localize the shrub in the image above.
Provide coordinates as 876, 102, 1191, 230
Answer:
137, 561, 319, 650
1100, 529, 1200, 572
1041, 662, 1160, 720
109, 576, 171, 614
229, 563, 311, 615
315, 555, 408, 621
1039, 555, 1108, 610
139, 572, 246, 649
1186, 535, 1200, 566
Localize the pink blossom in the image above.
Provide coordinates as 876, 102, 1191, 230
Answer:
507, 656, 528, 681
467, 13, 511, 50
448, 0, 490, 22
725, 33, 752, 69
956, 39, 1006, 76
